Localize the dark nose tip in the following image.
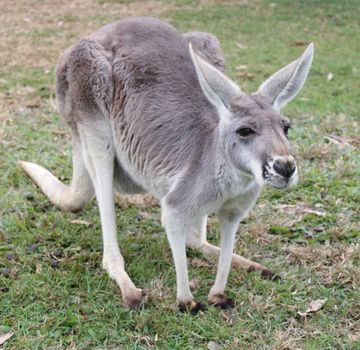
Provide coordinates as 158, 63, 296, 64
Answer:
273, 159, 296, 178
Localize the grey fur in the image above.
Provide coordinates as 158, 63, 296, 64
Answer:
21, 16, 313, 309
184, 32, 226, 72
58, 18, 222, 193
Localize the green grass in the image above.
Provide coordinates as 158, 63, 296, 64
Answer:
1, 0, 359, 349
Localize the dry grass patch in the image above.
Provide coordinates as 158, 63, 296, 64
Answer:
199, 0, 248, 5
0, 0, 169, 69
115, 194, 158, 209
286, 244, 360, 288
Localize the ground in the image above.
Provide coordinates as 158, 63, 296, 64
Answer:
0, 0, 359, 349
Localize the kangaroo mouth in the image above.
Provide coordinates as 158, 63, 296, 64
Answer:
263, 167, 271, 181
263, 165, 295, 189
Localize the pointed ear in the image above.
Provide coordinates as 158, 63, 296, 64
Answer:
189, 43, 240, 114
257, 43, 314, 111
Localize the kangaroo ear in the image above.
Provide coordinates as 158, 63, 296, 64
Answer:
189, 43, 240, 115
257, 43, 314, 111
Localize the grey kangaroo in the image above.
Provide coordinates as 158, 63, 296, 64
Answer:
19, 17, 314, 312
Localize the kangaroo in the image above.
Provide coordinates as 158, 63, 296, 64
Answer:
19, 17, 314, 313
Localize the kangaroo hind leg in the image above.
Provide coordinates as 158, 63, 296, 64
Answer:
79, 122, 147, 309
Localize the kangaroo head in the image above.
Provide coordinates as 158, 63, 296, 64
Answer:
189, 43, 314, 189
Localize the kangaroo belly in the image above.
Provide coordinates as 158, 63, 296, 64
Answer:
113, 158, 145, 195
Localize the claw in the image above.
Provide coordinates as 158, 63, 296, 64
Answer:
179, 300, 207, 314
248, 265, 281, 281
124, 289, 148, 310
208, 294, 235, 309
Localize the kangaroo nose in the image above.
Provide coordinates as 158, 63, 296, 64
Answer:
273, 159, 296, 178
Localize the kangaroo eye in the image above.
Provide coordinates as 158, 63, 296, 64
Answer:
283, 125, 291, 135
236, 128, 256, 137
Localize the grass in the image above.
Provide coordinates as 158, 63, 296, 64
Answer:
1, 0, 359, 349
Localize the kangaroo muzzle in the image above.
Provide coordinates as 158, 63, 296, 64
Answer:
263, 156, 298, 189
273, 158, 296, 178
